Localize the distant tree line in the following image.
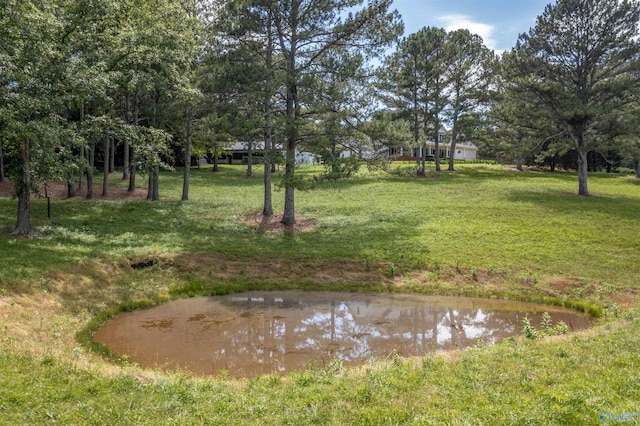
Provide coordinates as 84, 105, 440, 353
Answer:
1, 0, 639, 234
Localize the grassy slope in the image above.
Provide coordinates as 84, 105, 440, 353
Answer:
1, 164, 639, 425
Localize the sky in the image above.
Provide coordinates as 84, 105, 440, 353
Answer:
391, 0, 553, 53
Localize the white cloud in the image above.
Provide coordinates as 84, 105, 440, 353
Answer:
437, 14, 500, 52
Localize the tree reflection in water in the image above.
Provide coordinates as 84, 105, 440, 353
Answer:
93, 291, 592, 378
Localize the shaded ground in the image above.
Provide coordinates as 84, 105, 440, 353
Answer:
502, 166, 547, 172
0, 179, 151, 201
240, 211, 319, 233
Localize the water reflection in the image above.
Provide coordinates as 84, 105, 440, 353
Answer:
92, 291, 592, 378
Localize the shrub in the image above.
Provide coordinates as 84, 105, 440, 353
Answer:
522, 313, 570, 339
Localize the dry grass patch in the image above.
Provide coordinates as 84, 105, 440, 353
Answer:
169, 252, 391, 287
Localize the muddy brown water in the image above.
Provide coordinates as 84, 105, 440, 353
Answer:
93, 291, 593, 378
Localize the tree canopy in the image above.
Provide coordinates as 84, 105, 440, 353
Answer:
2, 0, 640, 236
505, 0, 640, 195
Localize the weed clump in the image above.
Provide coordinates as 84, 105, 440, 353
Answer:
522, 313, 569, 339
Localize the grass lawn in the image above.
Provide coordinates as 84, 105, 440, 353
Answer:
1, 163, 639, 425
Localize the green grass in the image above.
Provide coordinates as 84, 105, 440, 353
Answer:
1, 315, 639, 425
1, 163, 640, 425
2, 165, 639, 287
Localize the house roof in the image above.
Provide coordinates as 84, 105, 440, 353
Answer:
226, 141, 266, 151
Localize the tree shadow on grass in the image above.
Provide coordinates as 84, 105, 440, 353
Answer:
505, 188, 640, 222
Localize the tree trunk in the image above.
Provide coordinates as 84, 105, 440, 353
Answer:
212, 146, 219, 172
128, 94, 140, 191
182, 109, 193, 201
147, 166, 160, 201
45, 185, 51, 220
577, 149, 589, 196
123, 92, 132, 180
0, 142, 5, 182
122, 141, 129, 180
66, 172, 76, 198
102, 131, 110, 197
636, 160, 640, 178
263, 16, 274, 217
448, 118, 458, 171
516, 158, 523, 171
434, 130, 441, 172
282, 48, 298, 226
78, 146, 85, 190
413, 91, 422, 176
282, 141, 296, 225
78, 103, 84, 190
109, 137, 115, 173
128, 163, 136, 192
247, 141, 253, 176
263, 144, 273, 216
152, 167, 159, 201
12, 189, 32, 236
147, 169, 153, 199
86, 145, 94, 199
11, 139, 32, 235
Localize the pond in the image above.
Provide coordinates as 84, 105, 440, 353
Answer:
92, 291, 593, 378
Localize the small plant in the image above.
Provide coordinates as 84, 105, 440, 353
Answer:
389, 263, 396, 278
541, 312, 553, 332
267, 375, 281, 386
327, 358, 343, 375
504, 336, 518, 347
392, 349, 403, 367
422, 354, 434, 370
522, 317, 539, 339
471, 267, 478, 281
524, 270, 539, 286
522, 313, 569, 339
295, 372, 315, 387
41, 356, 55, 366
553, 321, 569, 335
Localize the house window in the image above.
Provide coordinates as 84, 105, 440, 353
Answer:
438, 134, 443, 142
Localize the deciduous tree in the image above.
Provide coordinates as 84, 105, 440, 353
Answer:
0, 0, 67, 235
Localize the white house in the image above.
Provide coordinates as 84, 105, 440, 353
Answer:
389, 128, 478, 161
205, 141, 316, 165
